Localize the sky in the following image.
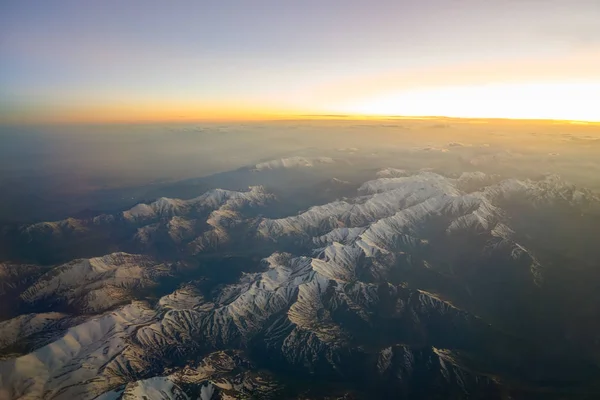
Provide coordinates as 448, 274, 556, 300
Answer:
1, 0, 600, 123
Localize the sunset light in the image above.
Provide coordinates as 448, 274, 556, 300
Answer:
2, 2, 600, 398
3, 2, 600, 124
337, 82, 600, 122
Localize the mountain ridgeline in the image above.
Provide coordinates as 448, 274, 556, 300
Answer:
1, 159, 600, 399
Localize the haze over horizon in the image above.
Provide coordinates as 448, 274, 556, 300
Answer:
2, 0, 600, 123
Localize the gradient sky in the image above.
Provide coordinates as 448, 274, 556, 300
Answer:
1, 0, 600, 123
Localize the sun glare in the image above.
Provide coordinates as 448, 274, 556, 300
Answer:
338, 82, 600, 122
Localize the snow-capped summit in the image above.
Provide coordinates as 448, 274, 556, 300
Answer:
123, 197, 187, 221
19, 253, 170, 314
251, 156, 335, 171
376, 168, 409, 178
123, 186, 274, 223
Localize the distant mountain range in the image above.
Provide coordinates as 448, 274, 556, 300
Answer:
1, 162, 600, 399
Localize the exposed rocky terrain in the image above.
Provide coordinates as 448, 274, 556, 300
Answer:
1, 164, 600, 399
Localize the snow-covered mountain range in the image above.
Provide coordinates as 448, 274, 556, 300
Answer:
1, 168, 599, 399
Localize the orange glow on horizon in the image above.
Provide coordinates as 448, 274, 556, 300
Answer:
4, 71, 600, 125
1, 101, 306, 124
333, 82, 600, 123
5, 106, 600, 125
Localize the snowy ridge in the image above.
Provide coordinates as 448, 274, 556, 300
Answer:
251, 156, 335, 171
188, 209, 241, 254
123, 186, 273, 222
201, 255, 314, 344
126, 187, 275, 252
376, 168, 409, 178
158, 285, 213, 312
111, 350, 280, 400
0, 313, 78, 352
121, 376, 189, 400
481, 174, 599, 206
0, 302, 157, 399
1, 169, 598, 398
123, 197, 188, 222
358, 172, 461, 195
310, 242, 363, 281
257, 171, 561, 287
126, 187, 275, 253
259, 172, 496, 241
313, 227, 368, 247
20, 253, 171, 313
258, 173, 455, 239
166, 216, 196, 242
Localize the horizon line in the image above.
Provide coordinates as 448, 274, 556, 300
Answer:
2, 114, 600, 126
